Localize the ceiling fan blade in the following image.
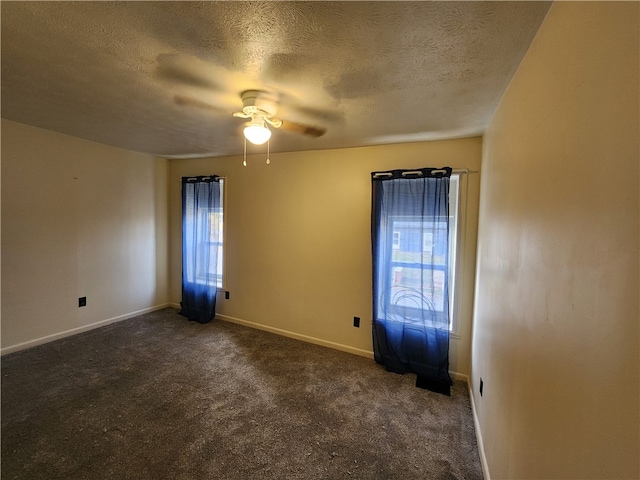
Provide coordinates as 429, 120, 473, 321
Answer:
173, 95, 223, 112
264, 116, 283, 128
279, 120, 327, 138
276, 91, 344, 124
156, 53, 222, 91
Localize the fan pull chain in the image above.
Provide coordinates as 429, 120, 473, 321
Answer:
266, 139, 271, 164
243, 137, 247, 167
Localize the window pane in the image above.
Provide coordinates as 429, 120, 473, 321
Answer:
375, 174, 461, 332
209, 211, 223, 243
190, 179, 224, 289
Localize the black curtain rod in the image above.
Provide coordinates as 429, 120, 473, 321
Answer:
372, 168, 478, 179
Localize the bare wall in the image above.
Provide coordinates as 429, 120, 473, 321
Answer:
169, 138, 481, 376
1, 119, 169, 351
473, 2, 639, 479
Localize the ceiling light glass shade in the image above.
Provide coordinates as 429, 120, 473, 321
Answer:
243, 124, 271, 145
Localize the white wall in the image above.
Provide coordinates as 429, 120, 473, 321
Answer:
1, 119, 169, 352
473, 2, 639, 479
169, 138, 481, 376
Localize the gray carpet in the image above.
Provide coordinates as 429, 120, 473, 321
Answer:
1, 308, 482, 479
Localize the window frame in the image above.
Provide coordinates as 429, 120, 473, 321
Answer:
380, 174, 463, 334
448, 174, 461, 336
191, 178, 225, 291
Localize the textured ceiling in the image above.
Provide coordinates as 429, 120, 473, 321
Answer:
1, 1, 551, 158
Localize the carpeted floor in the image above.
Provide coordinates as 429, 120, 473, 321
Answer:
1, 308, 482, 479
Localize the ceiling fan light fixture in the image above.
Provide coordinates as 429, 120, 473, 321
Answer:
243, 122, 271, 145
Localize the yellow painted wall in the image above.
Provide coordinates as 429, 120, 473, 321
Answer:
473, 2, 639, 478
1, 120, 169, 351
169, 138, 481, 376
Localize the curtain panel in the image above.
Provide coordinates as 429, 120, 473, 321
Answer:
180, 175, 222, 324
371, 167, 453, 395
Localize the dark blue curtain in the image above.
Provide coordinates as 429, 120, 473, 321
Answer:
371, 167, 453, 395
180, 176, 222, 324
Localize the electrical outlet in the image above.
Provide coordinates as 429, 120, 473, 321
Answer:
479, 378, 484, 397
225, 291, 230, 300
79, 297, 87, 307
353, 316, 360, 328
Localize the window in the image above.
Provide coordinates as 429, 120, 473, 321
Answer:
195, 205, 224, 288
371, 168, 458, 391
180, 175, 224, 324
375, 173, 461, 332
183, 178, 224, 290
388, 218, 449, 315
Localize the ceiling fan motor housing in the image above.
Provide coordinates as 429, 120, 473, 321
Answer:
241, 90, 277, 117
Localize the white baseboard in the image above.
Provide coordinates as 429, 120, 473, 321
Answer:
468, 380, 491, 480
451, 372, 469, 383
5, 302, 473, 386
215, 313, 469, 383
106, 304, 470, 380
216, 313, 376, 359
1, 303, 173, 356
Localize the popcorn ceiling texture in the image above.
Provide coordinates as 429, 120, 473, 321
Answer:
1, 2, 550, 158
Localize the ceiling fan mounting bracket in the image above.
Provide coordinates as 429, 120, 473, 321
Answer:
240, 90, 277, 118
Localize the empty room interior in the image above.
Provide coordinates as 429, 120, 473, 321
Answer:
1, 2, 638, 479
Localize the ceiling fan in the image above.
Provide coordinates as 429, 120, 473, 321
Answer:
158, 53, 333, 146
174, 89, 327, 145
232, 90, 283, 145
